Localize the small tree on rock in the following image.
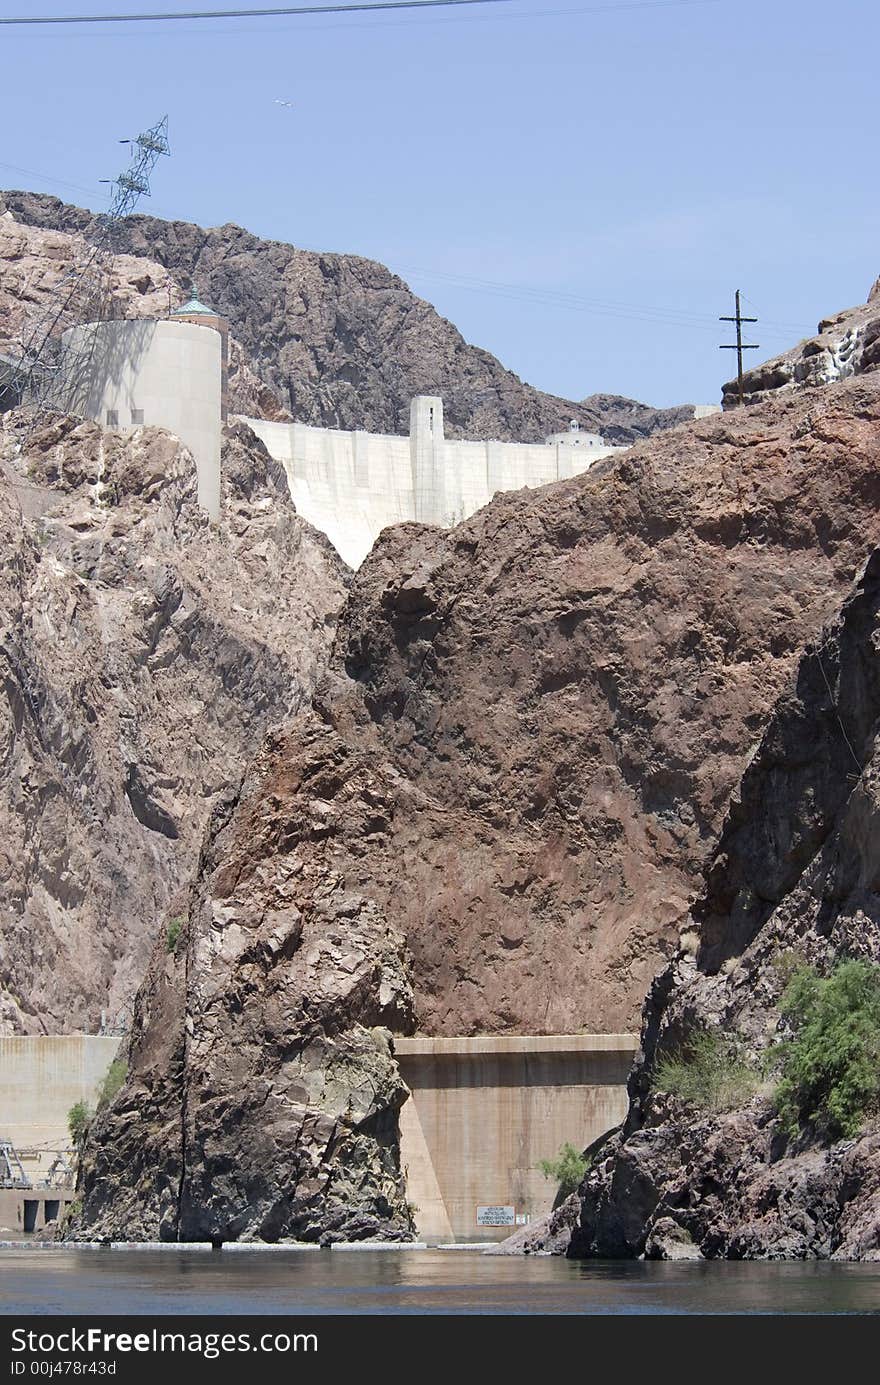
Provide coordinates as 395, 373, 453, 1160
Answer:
67, 1100, 91, 1152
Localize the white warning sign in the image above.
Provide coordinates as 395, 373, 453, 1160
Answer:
476, 1205, 516, 1226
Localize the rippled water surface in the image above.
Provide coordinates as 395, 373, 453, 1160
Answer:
2, 1248, 880, 1315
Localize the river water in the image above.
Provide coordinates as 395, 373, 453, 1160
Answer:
1, 1248, 880, 1315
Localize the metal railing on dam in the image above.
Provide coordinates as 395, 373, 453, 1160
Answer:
394, 1033, 639, 1243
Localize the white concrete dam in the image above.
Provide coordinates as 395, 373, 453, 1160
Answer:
242, 397, 623, 568
56, 310, 718, 572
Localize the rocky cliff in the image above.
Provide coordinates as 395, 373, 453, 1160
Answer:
723, 276, 880, 410
72, 721, 415, 1244
318, 374, 880, 1034
0, 412, 347, 1033
1, 191, 696, 443
571, 546, 880, 1260
578, 392, 697, 442
72, 370, 880, 1241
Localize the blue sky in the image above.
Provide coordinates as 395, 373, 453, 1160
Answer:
0, 0, 877, 407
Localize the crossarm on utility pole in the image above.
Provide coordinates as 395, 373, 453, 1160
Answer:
719, 288, 760, 406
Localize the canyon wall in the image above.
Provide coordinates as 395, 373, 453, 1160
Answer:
572, 546, 880, 1260
323, 374, 880, 1035
0, 414, 347, 1034
73, 372, 880, 1241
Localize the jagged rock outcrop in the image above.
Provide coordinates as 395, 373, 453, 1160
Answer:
485, 1193, 581, 1256
310, 374, 880, 1033
570, 549, 880, 1260
579, 392, 698, 442
1, 191, 698, 443
0, 412, 347, 1032
72, 368, 880, 1241
79, 373, 880, 1040
723, 276, 880, 410
72, 719, 415, 1244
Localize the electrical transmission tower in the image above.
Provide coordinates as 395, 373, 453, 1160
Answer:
719, 289, 759, 406
9, 115, 170, 423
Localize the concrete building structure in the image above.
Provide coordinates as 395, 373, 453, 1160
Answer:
395, 1033, 638, 1243
244, 398, 624, 568
0, 1035, 120, 1189
19, 286, 723, 570
0, 1187, 77, 1236
61, 314, 224, 520
55, 303, 623, 565
544, 418, 618, 451
169, 290, 230, 424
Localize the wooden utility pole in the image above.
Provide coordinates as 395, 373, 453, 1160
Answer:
719, 289, 759, 405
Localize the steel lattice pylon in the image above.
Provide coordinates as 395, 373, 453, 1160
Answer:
9, 116, 170, 420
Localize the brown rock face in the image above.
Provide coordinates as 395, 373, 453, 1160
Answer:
75, 372, 880, 1242
1, 191, 697, 444
572, 548, 880, 1259
0, 414, 347, 1033
82, 375, 880, 1042
314, 375, 880, 1034
73, 720, 415, 1244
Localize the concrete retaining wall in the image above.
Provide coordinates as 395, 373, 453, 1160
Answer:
244, 396, 622, 568
395, 1033, 637, 1243
0, 1036, 121, 1185
0, 1188, 75, 1236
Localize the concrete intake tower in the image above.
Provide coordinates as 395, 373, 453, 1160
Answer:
62, 290, 227, 521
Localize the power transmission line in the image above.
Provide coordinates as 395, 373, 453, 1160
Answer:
2, 1, 509, 25
7, 117, 170, 423
0, 0, 721, 24
399, 264, 806, 340
0, 160, 111, 201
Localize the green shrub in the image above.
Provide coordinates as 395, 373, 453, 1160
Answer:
67, 1100, 92, 1151
63, 1199, 82, 1223
97, 1057, 127, 1110
774, 959, 880, 1140
165, 915, 183, 952
653, 1029, 759, 1113
538, 1142, 589, 1196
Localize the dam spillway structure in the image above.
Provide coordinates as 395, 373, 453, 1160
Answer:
0, 1036, 120, 1237
246, 407, 625, 568
61, 290, 226, 521
395, 1033, 638, 1243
